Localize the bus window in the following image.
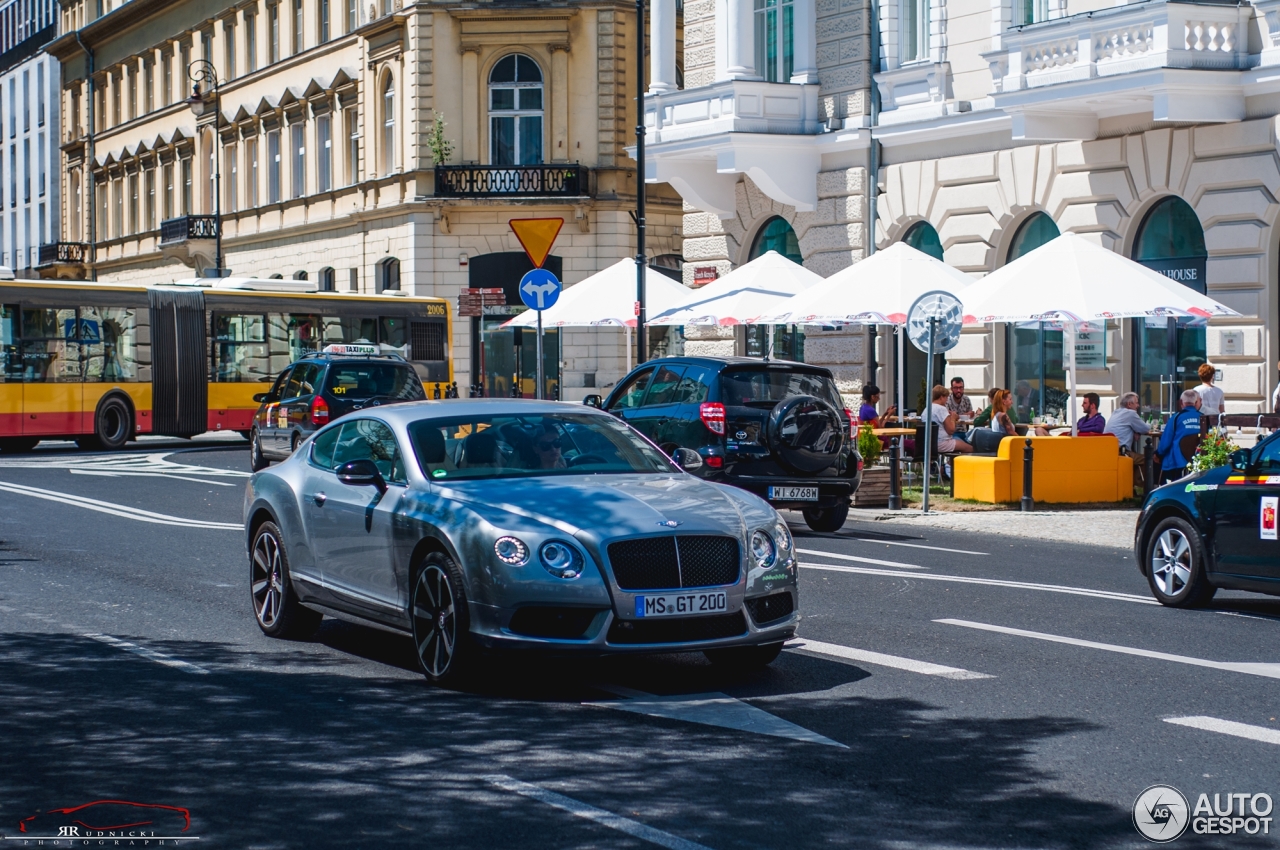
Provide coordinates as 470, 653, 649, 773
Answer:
81, 306, 146, 382
20, 308, 80, 382
321, 316, 378, 346
283, 314, 323, 361
1, 305, 17, 382
379, 316, 410, 357
213, 313, 270, 382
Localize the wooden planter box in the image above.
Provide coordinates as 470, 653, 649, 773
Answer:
853, 465, 892, 507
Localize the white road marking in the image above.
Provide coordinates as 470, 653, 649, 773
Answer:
483, 774, 712, 850
0, 480, 241, 529
69, 469, 236, 486
797, 549, 929, 570
84, 633, 211, 675
937, 619, 1280, 680
787, 638, 993, 680
802, 561, 1158, 605
0, 450, 249, 479
824, 537, 987, 556
585, 685, 846, 748
1164, 716, 1280, 746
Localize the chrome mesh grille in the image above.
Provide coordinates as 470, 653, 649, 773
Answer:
606, 535, 740, 591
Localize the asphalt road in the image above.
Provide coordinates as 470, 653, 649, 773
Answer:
0, 438, 1278, 849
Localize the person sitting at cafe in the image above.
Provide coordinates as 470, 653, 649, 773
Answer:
1013, 380, 1035, 420
945, 377, 974, 418
1104, 391, 1151, 455
931, 385, 974, 454
1194, 363, 1224, 417
1156, 389, 1203, 483
987, 389, 1018, 437
974, 387, 1020, 428
858, 384, 897, 427
1033, 392, 1105, 436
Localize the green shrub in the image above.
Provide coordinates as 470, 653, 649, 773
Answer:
1190, 429, 1238, 474
857, 423, 882, 465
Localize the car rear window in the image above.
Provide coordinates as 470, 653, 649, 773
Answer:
324, 363, 425, 401
720, 368, 842, 409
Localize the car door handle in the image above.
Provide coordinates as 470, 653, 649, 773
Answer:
309, 492, 327, 506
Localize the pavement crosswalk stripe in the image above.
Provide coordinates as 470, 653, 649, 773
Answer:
0, 480, 241, 530
483, 774, 713, 850
937, 619, 1280, 680
801, 561, 1158, 604
585, 685, 847, 748
797, 549, 929, 569
786, 638, 993, 680
1163, 716, 1280, 746
83, 633, 211, 675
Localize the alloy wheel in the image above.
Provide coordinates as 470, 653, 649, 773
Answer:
412, 565, 456, 678
251, 532, 284, 627
1151, 528, 1192, 597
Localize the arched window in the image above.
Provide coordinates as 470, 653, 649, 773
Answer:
489, 54, 543, 166
902, 220, 943, 260
1132, 196, 1208, 415
378, 257, 400, 291
268, 273, 284, 279
1007, 211, 1059, 263
318, 267, 335, 291
750, 216, 802, 263
292, 269, 308, 280
381, 74, 396, 175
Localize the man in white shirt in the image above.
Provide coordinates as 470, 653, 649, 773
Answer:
1194, 363, 1224, 417
1104, 392, 1151, 454
930, 385, 973, 454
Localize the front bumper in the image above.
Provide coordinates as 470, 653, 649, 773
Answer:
722, 475, 858, 510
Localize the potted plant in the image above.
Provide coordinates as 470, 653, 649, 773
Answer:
854, 424, 892, 507
1190, 429, 1239, 474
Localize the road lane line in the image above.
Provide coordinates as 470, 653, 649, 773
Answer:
937, 619, 1280, 680
0, 480, 241, 529
69, 469, 236, 486
1164, 716, 1280, 746
483, 774, 711, 850
825, 537, 987, 556
83, 633, 211, 675
787, 638, 993, 680
801, 561, 1158, 604
797, 549, 929, 569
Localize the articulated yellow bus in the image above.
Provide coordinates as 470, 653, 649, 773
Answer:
0, 276, 453, 452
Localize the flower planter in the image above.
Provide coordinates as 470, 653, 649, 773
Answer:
853, 465, 892, 507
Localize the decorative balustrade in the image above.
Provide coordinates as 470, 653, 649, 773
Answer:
36, 242, 89, 265
160, 215, 220, 244
434, 164, 587, 198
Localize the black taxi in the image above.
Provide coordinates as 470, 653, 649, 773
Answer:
249, 344, 426, 470
1134, 429, 1280, 606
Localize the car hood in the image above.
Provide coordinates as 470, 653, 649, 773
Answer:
431, 473, 773, 539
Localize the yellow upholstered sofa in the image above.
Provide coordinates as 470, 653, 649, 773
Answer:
952, 435, 1134, 504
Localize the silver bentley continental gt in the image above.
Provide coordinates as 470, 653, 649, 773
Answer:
244, 399, 800, 684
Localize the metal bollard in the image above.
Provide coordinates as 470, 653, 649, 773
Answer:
1143, 436, 1155, 498
1021, 438, 1035, 512
888, 437, 901, 510
432, 383, 441, 400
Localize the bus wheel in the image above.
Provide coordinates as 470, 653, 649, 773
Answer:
78, 396, 133, 451
0, 437, 40, 454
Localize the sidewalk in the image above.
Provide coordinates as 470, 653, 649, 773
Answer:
842, 507, 1138, 549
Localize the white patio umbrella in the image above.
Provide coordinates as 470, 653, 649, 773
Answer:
502, 258, 691, 370
648, 250, 823, 327
764, 241, 974, 417
960, 231, 1240, 434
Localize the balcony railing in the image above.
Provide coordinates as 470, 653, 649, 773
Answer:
643, 78, 823, 144
434, 164, 587, 198
36, 242, 90, 266
160, 215, 220, 244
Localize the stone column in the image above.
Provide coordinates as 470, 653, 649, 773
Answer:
790, 0, 818, 84
716, 0, 758, 80
460, 46, 479, 163
551, 44, 569, 162
649, 0, 678, 93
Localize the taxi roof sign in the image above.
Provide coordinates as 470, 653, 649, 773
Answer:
509, 218, 564, 269
322, 343, 379, 356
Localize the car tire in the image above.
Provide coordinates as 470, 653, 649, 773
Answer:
410, 551, 477, 686
802, 503, 849, 533
250, 521, 322, 639
1145, 516, 1217, 608
291, 433, 302, 454
704, 641, 785, 670
77, 395, 133, 451
0, 437, 40, 454
250, 430, 270, 471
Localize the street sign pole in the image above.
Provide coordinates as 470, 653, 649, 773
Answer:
922, 315, 936, 514
906, 290, 964, 515
635, 0, 647, 367
536, 309, 544, 400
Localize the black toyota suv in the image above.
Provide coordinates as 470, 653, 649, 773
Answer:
588, 357, 861, 532
249, 345, 426, 470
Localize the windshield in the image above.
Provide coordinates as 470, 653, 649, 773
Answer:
408, 413, 675, 481
721, 369, 842, 408
324, 363, 424, 401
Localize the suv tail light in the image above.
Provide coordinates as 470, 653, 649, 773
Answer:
699, 402, 726, 436
844, 407, 856, 438
310, 395, 330, 426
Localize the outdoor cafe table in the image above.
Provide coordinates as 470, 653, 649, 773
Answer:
871, 428, 917, 437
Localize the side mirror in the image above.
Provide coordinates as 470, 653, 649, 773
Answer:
671, 447, 704, 471
336, 459, 388, 493
583, 394, 603, 409
253, 393, 270, 403
1229, 448, 1251, 472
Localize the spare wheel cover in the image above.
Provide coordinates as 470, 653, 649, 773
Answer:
767, 395, 845, 474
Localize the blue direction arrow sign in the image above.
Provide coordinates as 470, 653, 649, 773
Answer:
519, 268, 561, 311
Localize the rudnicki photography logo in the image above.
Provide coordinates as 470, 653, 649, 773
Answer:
4, 799, 198, 845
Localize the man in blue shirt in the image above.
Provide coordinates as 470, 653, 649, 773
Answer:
1155, 389, 1203, 483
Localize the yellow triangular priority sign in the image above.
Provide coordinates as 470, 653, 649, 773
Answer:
509, 218, 564, 269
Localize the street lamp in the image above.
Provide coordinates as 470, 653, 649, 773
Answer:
186, 59, 226, 277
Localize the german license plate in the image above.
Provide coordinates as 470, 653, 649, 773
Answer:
768, 486, 818, 501
633, 591, 728, 618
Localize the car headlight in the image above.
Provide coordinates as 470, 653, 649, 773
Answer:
495, 536, 530, 566
750, 530, 777, 569
774, 522, 793, 555
539, 541, 584, 579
